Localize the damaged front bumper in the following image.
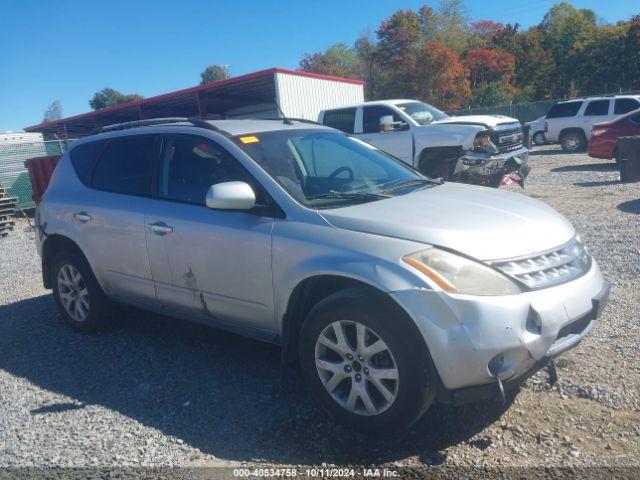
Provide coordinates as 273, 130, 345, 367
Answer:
390, 260, 609, 405
454, 147, 530, 188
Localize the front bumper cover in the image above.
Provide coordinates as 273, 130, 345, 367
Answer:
454, 147, 530, 188
439, 280, 610, 405
390, 260, 609, 400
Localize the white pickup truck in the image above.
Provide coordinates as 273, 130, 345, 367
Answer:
319, 99, 530, 187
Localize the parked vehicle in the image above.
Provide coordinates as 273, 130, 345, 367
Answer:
319, 100, 530, 188
588, 108, 640, 164
36, 117, 609, 433
526, 116, 547, 145
544, 95, 640, 152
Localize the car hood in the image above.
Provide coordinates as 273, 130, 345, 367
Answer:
319, 183, 574, 261
434, 114, 519, 129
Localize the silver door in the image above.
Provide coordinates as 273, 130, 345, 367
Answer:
145, 134, 275, 333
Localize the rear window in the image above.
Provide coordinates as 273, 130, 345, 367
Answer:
584, 100, 610, 116
321, 108, 356, 134
546, 102, 583, 118
614, 98, 640, 115
91, 135, 156, 196
69, 140, 106, 184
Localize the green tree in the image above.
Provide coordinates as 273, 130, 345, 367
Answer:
539, 2, 597, 96
298, 43, 360, 78
43, 100, 63, 121
200, 64, 230, 85
89, 88, 143, 110
470, 81, 511, 107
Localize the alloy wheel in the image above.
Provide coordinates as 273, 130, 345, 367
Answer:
314, 320, 399, 416
57, 263, 90, 322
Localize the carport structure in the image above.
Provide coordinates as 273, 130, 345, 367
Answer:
25, 68, 365, 140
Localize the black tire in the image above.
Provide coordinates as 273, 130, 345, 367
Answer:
51, 250, 114, 333
560, 130, 586, 152
532, 131, 546, 146
298, 288, 437, 434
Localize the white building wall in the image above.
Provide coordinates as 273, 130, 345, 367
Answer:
275, 72, 364, 121
0, 132, 44, 145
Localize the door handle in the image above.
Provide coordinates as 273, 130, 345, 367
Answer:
74, 212, 92, 223
147, 222, 174, 235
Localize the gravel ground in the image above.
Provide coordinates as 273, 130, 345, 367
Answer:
0, 147, 638, 476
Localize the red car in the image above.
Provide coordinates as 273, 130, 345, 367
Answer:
588, 108, 640, 163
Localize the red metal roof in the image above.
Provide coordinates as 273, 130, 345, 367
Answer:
25, 67, 364, 134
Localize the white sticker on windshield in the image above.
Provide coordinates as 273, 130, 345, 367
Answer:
349, 137, 378, 150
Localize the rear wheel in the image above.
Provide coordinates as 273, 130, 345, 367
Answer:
560, 131, 586, 152
298, 289, 436, 433
52, 251, 114, 333
532, 131, 546, 146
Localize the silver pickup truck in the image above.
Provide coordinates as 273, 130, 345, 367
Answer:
319, 99, 530, 187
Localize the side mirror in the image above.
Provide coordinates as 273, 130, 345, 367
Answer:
205, 181, 256, 210
379, 115, 408, 132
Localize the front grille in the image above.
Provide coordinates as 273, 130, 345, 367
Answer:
491, 123, 524, 153
491, 238, 591, 290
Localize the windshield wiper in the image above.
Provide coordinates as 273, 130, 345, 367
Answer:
381, 178, 440, 194
306, 191, 390, 201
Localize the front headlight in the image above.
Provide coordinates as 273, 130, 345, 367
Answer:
403, 247, 522, 296
473, 132, 499, 154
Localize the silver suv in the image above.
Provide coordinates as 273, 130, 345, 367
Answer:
36, 117, 609, 433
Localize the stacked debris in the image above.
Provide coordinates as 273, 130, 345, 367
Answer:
0, 185, 17, 237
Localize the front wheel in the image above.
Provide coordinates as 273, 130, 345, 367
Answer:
298, 289, 436, 433
560, 131, 586, 152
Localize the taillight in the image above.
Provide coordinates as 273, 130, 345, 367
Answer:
544, 121, 548, 132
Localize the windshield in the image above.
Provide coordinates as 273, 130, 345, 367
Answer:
233, 129, 434, 208
396, 102, 449, 125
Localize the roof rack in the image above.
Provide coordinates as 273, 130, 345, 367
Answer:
93, 117, 230, 136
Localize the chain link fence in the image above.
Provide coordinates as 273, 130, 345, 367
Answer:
448, 99, 556, 124
447, 90, 640, 124
0, 140, 71, 210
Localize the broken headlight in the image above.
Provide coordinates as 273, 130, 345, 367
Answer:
473, 132, 499, 154
403, 247, 522, 296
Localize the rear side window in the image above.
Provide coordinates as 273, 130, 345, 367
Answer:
91, 135, 156, 196
614, 98, 640, 115
69, 140, 106, 184
546, 102, 583, 118
584, 100, 610, 116
322, 108, 356, 134
362, 106, 403, 133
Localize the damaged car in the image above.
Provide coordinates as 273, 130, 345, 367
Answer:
36, 117, 607, 433
319, 99, 530, 188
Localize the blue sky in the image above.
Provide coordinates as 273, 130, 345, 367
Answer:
1, 0, 637, 132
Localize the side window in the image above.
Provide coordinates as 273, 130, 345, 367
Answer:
91, 136, 156, 196
69, 140, 106, 184
362, 106, 402, 134
158, 135, 253, 206
584, 100, 610, 116
546, 102, 583, 118
614, 98, 640, 115
322, 108, 356, 134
